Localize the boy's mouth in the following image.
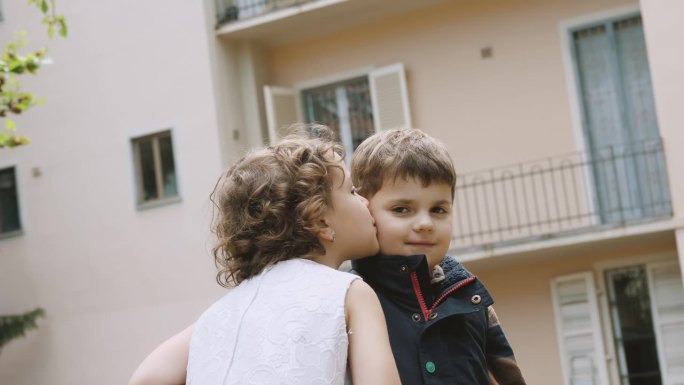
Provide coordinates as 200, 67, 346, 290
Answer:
405, 241, 435, 247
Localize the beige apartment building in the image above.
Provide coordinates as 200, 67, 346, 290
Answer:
1, 0, 682, 384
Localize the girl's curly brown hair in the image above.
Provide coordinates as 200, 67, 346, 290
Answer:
210, 125, 345, 287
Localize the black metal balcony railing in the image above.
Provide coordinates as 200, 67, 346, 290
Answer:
452, 139, 672, 251
215, 0, 317, 26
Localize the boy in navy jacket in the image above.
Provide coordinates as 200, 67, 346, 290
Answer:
351, 128, 526, 385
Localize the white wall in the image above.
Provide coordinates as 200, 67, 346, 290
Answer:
640, 0, 684, 279
0, 1, 231, 383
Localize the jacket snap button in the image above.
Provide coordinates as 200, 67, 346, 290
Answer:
400, 264, 408, 273
425, 361, 436, 373
471, 294, 482, 304
411, 313, 421, 322
428, 312, 438, 320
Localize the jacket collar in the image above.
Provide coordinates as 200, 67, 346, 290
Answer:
354, 254, 432, 311
354, 254, 475, 312
438, 255, 473, 290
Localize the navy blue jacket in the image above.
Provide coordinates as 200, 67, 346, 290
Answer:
354, 254, 525, 385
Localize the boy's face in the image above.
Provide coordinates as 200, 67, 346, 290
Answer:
367, 178, 453, 270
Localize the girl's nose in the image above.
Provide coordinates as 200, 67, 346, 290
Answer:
358, 194, 370, 207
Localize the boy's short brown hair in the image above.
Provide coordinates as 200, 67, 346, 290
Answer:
351, 128, 456, 199
211, 125, 344, 287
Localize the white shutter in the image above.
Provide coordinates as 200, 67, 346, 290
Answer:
369, 63, 412, 131
264, 86, 301, 145
647, 261, 684, 385
551, 272, 610, 385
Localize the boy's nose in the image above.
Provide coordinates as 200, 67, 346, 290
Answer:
413, 213, 434, 232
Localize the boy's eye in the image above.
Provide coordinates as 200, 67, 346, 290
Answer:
391, 206, 409, 214
432, 206, 449, 214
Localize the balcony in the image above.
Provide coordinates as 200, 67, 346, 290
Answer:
215, 0, 318, 25
452, 139, 673, 255
213, 0, 446, 45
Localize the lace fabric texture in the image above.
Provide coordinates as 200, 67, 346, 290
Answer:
187, 259, 357, 385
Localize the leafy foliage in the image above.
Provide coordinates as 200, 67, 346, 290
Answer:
0, 0, 67, 148
0, 308, 45, 348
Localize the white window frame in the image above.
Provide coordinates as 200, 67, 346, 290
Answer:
551, 271, 610, 385
264, 63, 412, 151
594, 251, 679, 385
264, 85, 301, 146
558, 4, 642, 226
368, 62, 412, 132
558, 4, 642, 156
296, 67, 373, 163
130, 128, 182, 210
293, 67, 373, 92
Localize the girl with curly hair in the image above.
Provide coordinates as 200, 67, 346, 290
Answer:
130, 126, 400, 385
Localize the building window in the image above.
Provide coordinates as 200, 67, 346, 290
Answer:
132, 131, 178, 206
301, 76, 375, 159
0, 167, 21, 235
264, 63, 411, 158
552, 261, 684, 385
605, 266, 662, 385
570, 14, 669, 224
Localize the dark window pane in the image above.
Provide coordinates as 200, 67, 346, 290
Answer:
346, 80, 374, 150
606, 266, 662, 385
304, 87, 340, 134
0, 167, 21, 233
158, 135, 177, 198
302, 76, 374, 152
138, 139, 158, 201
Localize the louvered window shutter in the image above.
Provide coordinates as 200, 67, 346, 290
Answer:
369, 63, 412, 131
264, 86, 300, 145
551, 272, 610, 385
647, 261, 684, 385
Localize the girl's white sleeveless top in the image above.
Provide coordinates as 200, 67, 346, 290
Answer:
187, 258, 358, 385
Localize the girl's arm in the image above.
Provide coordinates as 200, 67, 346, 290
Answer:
346, 279, 401, 385
129, 324, 193, 385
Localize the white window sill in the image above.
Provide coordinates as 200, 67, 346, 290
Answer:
0, 229, 24, 241
136, 195, 182, 211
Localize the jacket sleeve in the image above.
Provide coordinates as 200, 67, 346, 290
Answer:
486, 306, 527, 385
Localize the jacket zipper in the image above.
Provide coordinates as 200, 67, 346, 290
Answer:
410, 272, 431, 321
410, 272, 477, 321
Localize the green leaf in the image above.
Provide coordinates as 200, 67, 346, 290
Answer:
9, 63, 25, 74
0, 308, 45, 347
40, 0, 49, 13
58, 18, 68, 38
13, 135, 30, 146
26, 61, 39, 74
5, 119, 16, 131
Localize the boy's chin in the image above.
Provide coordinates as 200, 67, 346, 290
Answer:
426, 255, 445, 270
